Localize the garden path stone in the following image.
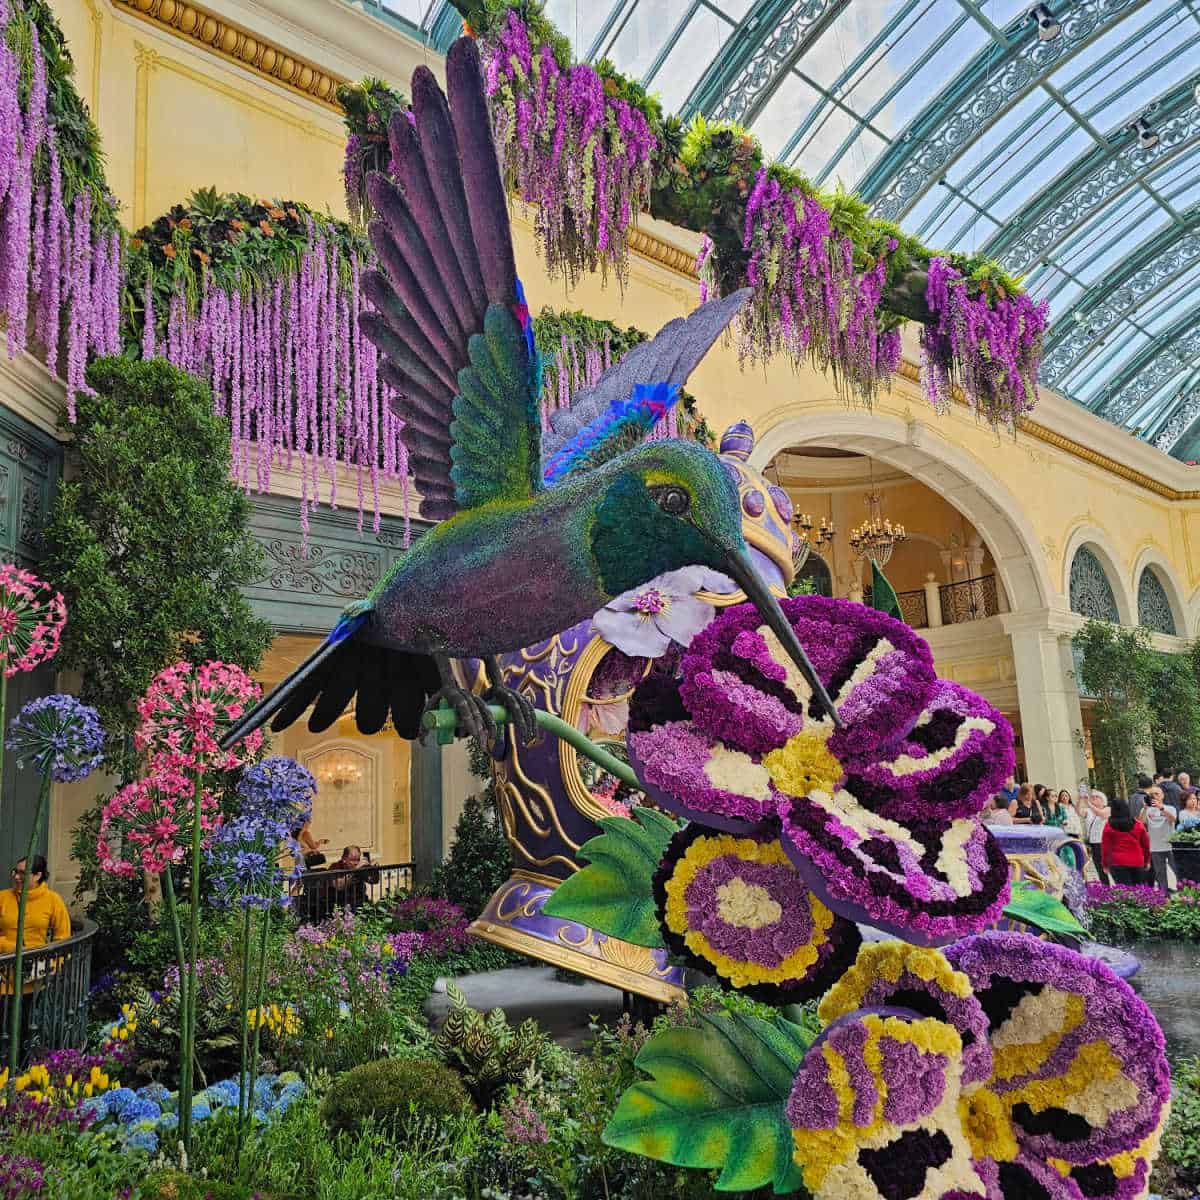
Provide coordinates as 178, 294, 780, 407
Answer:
423, 966, 625, 1051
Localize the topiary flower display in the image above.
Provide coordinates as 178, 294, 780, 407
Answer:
783, 935, 1171, 1200
627, 594, 1014, 945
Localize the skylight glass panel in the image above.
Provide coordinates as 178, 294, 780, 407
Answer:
377, 0, 437, 27
646, 5, 738, 111
796, 2, 911, 93
790, 98, 871, 180
1084, 31, 1200, 131
751, 71, 826, 162
824, 128, 889, 190
604, 0, 694, 81
543, 0, 620, 57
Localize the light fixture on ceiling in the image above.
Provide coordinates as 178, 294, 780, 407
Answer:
1027, 3, 1060, 41
1131, 118, 1158, 150
792, 511, 835, 572
848, 460, 906, 568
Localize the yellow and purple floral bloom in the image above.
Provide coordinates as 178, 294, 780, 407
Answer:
627, 595, 1015, 944
785, 934, 1171, 1200
652, 825, 860, 1000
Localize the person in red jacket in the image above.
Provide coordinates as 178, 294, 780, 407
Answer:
1101, 797, 1150, 885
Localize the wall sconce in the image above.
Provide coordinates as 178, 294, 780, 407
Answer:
314, 750, 364, 790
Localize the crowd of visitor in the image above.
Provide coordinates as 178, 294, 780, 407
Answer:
984, 769, 1200, 893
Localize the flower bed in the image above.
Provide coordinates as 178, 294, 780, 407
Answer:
1086, 880, 1200, 942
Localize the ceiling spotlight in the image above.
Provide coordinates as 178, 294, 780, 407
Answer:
1131, 117, 1159, 150
1027, 3, 1060, 41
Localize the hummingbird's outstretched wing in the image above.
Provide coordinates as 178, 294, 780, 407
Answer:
540, 289, 751, 484
360, 36, 540, 521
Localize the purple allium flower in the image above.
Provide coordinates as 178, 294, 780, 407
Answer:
237, 756, 317, 829
205, 814, 302, 911
7, 694, 105, 783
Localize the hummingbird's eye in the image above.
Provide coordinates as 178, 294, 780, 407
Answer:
653, 486, 691, 516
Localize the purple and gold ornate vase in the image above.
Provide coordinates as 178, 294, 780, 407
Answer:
469, 423, 800, 1002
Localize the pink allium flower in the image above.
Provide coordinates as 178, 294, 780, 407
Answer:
134, 660, 263, 772
0, 563, 66, 677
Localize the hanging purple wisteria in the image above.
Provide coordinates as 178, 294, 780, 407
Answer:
0, 2, 122, 418
484, 9, 658, 287
920, 256, 1048, 429
128, 200, 411, 543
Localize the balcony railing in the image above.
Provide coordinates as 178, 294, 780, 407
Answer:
940, 574, 1000, 623
291, 861, 414, 923
0, 918, 97, 1069
896, 589, 929, 628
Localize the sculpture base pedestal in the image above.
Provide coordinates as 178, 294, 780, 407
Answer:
469, 872, 686, 1005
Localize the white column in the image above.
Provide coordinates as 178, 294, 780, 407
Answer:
1004, 613, 1089, 786
924, 572, 943, 628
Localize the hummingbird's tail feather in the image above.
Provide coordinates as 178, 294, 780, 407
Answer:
220, 614, 444, 748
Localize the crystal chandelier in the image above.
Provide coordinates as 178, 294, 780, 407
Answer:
314, 750, 365, 790
792, 511, 836, 570
848, 460, 906, 567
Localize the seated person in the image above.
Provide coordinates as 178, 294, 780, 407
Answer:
981, 794, 1015, 825
1, 855, 71, 953
329, 845, 379, 911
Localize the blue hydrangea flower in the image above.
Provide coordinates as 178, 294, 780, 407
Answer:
208, 1079, 240, 1108
157, 1112, 179, 1130
119, 1098, 162, 1125
7, 694, 105, 783
190, 1099, 212, 1122
126, 1128, 159, 1153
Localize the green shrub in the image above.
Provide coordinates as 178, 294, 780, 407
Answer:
1157, 1057, 1200, 1196
319, 1056, 475, 1139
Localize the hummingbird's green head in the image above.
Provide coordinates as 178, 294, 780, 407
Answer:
589, 440, 744, 597
588, 438, 841, 727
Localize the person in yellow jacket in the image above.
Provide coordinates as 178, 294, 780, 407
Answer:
0, 855, 71, 953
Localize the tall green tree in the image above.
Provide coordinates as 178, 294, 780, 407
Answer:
1073, 619, 1155, 800
1148, 648, 1200, 774
41, 356, 272, 775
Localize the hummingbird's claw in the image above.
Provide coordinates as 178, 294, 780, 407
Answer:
423, 685, 498, 749
483, 683, 541, 747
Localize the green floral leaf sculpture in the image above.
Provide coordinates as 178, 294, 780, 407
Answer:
603, 1010, 813, 1194
542, 806, 681, 947
1002, 879, 1087, 938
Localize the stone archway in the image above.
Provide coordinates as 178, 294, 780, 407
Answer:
752, 411, 1053, 614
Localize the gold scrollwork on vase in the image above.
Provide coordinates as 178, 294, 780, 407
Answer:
493, 880, 546, 924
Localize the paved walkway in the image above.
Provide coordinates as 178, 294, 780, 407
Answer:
423, 966, 625, 1051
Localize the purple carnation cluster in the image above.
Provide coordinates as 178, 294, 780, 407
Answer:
7, 694, 105, 783
628, 594, 1015, 945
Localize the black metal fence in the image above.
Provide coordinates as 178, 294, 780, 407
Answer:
896, 588, 929, 628
940, 574, 1000, 623
0, 918, 97, 1069
291, 861, 414, 923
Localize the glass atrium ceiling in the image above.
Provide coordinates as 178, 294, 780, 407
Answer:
357, 1, 1200, 459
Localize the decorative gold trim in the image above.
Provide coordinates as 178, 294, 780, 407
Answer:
84, 0, 103, 116
512, 868, 564, 888
626, 223, 699, 280
468, 916, 686, 1005
113, 0, 344, 110
132, 43, 157, 227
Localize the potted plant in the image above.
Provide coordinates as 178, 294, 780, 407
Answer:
1170, 824, 1200, 884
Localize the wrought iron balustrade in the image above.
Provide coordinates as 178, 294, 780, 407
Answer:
940, 574, 1000, 624
896, 588, 929, 628
0, 918, 97, 1069
292, 861, 414, 922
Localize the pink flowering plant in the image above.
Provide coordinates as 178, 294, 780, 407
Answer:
0, 564, 65, 678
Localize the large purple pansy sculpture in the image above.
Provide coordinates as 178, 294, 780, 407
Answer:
784, 935, 1170, 1200
627, 595, 1015, 945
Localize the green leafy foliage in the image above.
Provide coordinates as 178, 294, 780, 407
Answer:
543, 807, 681, 947
1148, 646, 1200, 777
40, 356, 272, 772
1003, 880, 1086, 939
1073, 619, 1156, 800
431, 981, 558, 1106
603, 1010, 814, 1194
1157, 1057, 1200, 1197
337, 77, 409, 224
319, 1057, 476, 1138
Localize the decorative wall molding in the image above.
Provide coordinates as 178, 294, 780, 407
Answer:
113, 0, 345, 110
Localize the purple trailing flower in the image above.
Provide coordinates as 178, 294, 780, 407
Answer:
7, 694, 105, 783
237, 756, 317, 830
627, 595, 1015, 945
591, 566, 731, 657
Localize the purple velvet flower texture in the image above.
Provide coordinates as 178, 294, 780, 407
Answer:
627, 595, 1015, 944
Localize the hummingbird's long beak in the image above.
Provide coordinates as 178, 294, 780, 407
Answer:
721, 547, 843, 730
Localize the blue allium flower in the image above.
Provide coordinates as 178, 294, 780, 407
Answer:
206, 814, 303, 911
7, 694, 105, 782
237, 756, 317, 828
